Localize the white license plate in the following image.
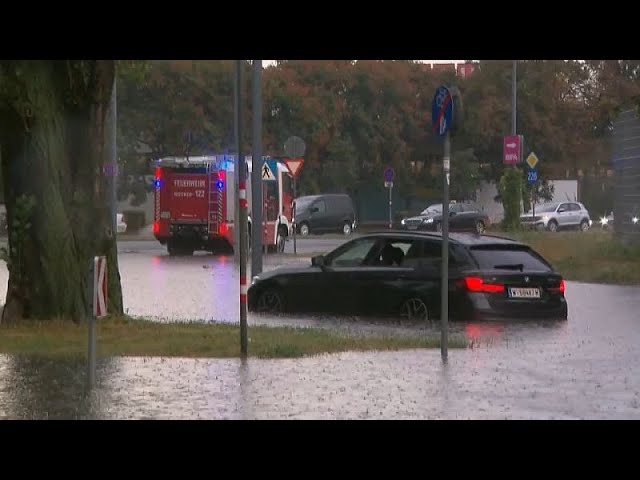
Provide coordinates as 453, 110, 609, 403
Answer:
407, 225, 418, 230
509, 287, 541, 298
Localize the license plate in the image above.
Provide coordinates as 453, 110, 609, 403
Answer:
509, 287, 540, 298
407, 226, 418, 230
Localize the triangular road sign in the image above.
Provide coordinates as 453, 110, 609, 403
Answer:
285, 158, 304, 178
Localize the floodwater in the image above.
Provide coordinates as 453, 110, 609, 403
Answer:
1, 243, 640, 419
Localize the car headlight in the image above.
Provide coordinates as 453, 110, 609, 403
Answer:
251, 275, 259, 285
633, 217, 639, 224
401, 219, 405, 225
600, 217, 608, 225
423, 218, 434, 224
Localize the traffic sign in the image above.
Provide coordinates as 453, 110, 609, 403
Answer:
284, 136, 306, 159
261, 159, 277, 181
526, 152, 539, 169
384, 167, 395, 182
432, 85, 454, 138
92, 256, 108, 318
527, 168, 538, 185
285, 158, 304, 178
384, 181, 393, 188
504, 135, 523, 165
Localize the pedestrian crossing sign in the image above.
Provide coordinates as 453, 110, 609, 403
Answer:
262, 160, 277, 181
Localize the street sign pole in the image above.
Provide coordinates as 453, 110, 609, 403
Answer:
389, 183, 393, 229
293, 177, 297, 254
236, 60, 248, 357
251, 60, 263, 275
284, 137, 306, 255
432, 85, 453, 363
441, 132, 450, 363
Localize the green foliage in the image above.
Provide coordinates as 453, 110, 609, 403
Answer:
523, 178, 555, 212
450, 148, 481, 200
0, 195, 36, 283
499, 168, 523, 230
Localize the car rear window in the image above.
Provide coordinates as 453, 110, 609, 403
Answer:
469, 245, 552, 272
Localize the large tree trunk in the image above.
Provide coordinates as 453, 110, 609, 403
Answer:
0, 61, 123, 323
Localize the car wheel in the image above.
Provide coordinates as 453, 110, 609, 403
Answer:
400, 298, 429, 322
343, 222, 352, 235
256, 288, 284, 314
299, 222, 310, 236
580, 220, 590, 232
475, 220, 486, 235
547, 220, 558, 232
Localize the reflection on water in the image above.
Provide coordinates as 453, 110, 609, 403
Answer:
1, 251, 640, 419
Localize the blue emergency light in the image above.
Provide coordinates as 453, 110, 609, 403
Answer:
216, 180, 224, 189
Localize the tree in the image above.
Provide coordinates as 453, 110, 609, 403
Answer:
0, 61, 123, 323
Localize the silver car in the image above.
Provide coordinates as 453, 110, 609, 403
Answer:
520, 202, 591, 232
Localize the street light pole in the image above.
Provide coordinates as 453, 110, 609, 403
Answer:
512, 60, 517, 136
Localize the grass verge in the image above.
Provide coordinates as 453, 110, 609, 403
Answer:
0, 316, 466, 359
498, 230, 640, 285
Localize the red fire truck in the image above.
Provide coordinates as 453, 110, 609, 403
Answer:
153, 155, 293, 255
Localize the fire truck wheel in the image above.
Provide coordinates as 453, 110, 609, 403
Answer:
299, 222, 310, 236
276, 231, 286, 253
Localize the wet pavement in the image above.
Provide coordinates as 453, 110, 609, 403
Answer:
1, 239, 640, 418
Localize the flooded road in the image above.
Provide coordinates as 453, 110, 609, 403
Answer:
1, 239, 640, 419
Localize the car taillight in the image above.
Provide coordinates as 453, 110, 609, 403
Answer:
461, 276, 505, 293
153, 221, 159, 234
549, 279, 565, 294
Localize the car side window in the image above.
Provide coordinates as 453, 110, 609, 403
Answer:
558, 203, 569, 212
376, 239, 414, 266
326, 238, 378, 267
314, 200, 327, 213
570, 203, 581, 212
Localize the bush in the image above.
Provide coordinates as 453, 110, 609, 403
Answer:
499, 168, 523, 231
123, 210, 146, 233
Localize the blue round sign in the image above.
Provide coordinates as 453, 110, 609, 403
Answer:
432, 85, 454, 138
384, 167, 395, 182
527, 168, 538, 185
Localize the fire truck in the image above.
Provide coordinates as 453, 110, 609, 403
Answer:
153, 155, 293, 255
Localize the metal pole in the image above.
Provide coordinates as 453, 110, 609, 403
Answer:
293, 179, 297, 254
441, 132, 451, 363
389, 184, 393, 229
233, 66, 240, 265
87, 259, 96, 388
236, 61, 248, 356
512, 60, 517, 136
251, 60, 263, 275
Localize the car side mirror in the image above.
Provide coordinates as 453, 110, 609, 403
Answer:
312, 255, 326, 268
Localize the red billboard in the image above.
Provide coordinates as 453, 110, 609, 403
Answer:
503, 135, 523, 165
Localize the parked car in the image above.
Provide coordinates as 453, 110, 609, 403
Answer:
248, 231, 568, 321
117, 213, 127, 234
294, 194, 357, 236
400, 202, 490, 235
520, 202, 591, 232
